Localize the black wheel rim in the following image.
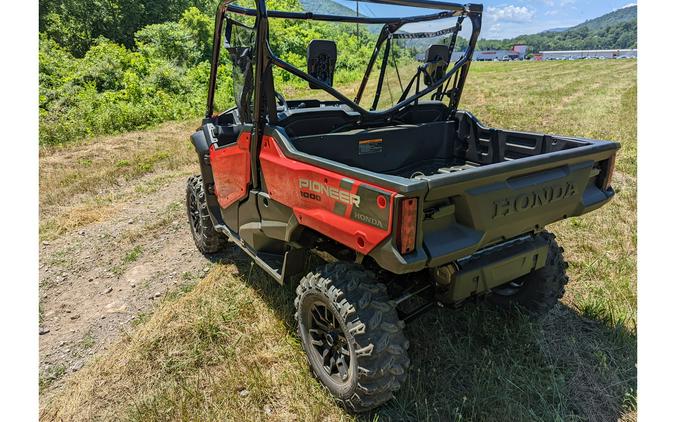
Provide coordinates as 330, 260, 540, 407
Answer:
307, 301, 352, 383
188, 192, 202, 234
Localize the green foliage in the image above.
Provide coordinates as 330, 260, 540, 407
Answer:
180, 6, 214, 60
38, 0, 379, 145
39, 0, 221, 56
136, 22, 202, 67
39, 6, 224, 145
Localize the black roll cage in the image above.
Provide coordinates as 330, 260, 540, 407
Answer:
206, 0, 482, 119
205, 0, 482, 189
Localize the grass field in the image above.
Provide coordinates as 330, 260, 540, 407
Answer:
40, 59, 637, 421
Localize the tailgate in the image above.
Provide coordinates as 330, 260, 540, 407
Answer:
419, 139, 618, 267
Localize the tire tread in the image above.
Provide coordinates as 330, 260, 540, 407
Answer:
295, 262, 410, 413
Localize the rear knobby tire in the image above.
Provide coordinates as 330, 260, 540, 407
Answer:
295, 262, 410, 413
487, 231, 569, 316
186, 175, 226, 254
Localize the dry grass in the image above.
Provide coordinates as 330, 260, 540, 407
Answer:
39, 120, 200, 240
41, 264, 340, 421
40, 60, 636, 421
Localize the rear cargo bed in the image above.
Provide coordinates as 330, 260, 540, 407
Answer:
269, 112, 619, 272
289, 111, 600, 179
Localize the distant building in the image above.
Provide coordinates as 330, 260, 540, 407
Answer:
540, 49, 637, 60
473, 50, 521, 61
471, 44, 528, 61
512, 44, 528, 55
422, 44, 532, 63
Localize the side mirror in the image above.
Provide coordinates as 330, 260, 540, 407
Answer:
307, 40, 337, 89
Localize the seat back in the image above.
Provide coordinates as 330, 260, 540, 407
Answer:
307, 40, 337, 88
423, 44, 450, 86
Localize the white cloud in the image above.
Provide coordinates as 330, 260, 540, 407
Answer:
486, 5, 535, 23
536, 0, 575, 6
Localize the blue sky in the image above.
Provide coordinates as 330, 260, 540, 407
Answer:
333, 0, 637, 38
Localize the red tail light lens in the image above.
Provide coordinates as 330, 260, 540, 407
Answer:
397, 198, 418, 254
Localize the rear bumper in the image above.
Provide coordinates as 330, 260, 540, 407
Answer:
437, 234, 550, 303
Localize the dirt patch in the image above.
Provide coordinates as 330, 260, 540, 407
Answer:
38, 132, 212, 397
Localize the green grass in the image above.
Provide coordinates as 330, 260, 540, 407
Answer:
40, 60, 636, 421
39, 364, 67, 394
123, 246, 144, 264
80, 332, 96, 350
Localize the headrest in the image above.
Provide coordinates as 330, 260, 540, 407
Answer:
307, 40, 337, 89
423, 44, 450, 86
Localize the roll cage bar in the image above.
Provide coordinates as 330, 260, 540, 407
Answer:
205, 0, 482, 191
206, 0, 483, 121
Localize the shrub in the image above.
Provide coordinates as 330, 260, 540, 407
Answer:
136, 22, 202, 67
38, 0, 376, 145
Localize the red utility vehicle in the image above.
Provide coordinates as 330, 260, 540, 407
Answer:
186, 0, 619, 411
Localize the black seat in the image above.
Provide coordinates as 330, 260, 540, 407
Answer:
307, 40, 337, 88
396, 100, 449, 124
277, 106, 359, 137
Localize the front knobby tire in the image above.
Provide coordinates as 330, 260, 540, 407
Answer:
295, 262, 410, 413
488, 231, 569, 316
186, 175, 226, 254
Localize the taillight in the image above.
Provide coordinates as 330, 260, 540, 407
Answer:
397, 198, 418, 254
601, 154, 617, 190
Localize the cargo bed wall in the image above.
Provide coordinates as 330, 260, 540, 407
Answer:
457, 111, 592, 165
291, 114, 594, 180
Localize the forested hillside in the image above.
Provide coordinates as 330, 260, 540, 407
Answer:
38, 0, 380, 145
475, 6, 637, 52
299, 0, 357, 16
571, 5, 636, 32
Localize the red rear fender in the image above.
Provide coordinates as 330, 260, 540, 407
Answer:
259, 135, 395, 254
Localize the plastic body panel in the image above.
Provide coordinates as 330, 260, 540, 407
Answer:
440, 235, 549, 303
419, 155, 616, 268
210, 132, 251, 209
259, 135, 396, 254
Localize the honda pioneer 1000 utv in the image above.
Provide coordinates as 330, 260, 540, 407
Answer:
186, 0, 619, 412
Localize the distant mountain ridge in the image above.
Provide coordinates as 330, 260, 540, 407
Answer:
299, 0, 359, 16
541, 27, 569, 33
541, 5, 636, 34
477, 5, 637, 52
571, 5, 636, 32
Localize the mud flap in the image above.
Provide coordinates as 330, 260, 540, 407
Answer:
280, 248, 308, 285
